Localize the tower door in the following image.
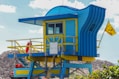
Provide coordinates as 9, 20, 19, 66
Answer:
65, 20, 76, 54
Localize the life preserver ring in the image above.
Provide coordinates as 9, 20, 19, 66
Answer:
25, 41, 32, 53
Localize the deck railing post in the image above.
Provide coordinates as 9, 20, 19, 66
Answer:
28, 61, 35, 79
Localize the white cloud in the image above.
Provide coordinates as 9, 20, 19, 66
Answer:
90, 0, 119, 19
29, 0, 85, 16
28, 27, 43, 34
90, 0, 119, 30
0, 4, 16, 13
0, 25, 5, 31
29, 0, 85, 10
0, 25, 5, 29
117, 32, 119, 35
113, 16, 119, 29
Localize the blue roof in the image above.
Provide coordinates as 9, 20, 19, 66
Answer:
45, 5, 79, 16
19, 13, 78, 26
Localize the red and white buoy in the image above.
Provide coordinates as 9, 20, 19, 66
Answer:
25, 41, 32, 53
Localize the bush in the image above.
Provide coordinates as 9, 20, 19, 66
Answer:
70, 61, 119, 79
88, 63, 119, 79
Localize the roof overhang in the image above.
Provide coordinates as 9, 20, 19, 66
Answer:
18, 14, 78, 26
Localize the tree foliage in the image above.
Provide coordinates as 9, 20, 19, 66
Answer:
70, 61, 119, 79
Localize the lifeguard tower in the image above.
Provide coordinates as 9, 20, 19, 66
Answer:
7, 4, 105, 79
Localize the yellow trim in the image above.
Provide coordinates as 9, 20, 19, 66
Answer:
57, 37, 61, 43
63, 43, 76, 45
46, 35, 63, 42
75, 19, 78, 52
46, 43, 76, 48
45, 20, 63, 23
82, 57, 95, 62
46, 34, 63, 37
16, 69, 69, 75
28, 56, 81, 62
44, 18, 78, 52
33, 70, 44, 74
8, 44, 44, 47
46, 37, 50, 43
61, 55, 78, 61
44, 18, 77, 23
43, 21, 46, 52
8, 44, 44, 53
28, 56, 61, 62
15, 41, 25, 53
16, 70, 29, 75
63, 20, 66, 51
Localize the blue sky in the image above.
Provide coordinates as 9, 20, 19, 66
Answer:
0, 0, 119, 63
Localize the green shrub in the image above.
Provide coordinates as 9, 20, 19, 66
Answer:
70, 61, 119, 79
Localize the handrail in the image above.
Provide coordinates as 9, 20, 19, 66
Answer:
14, 40, 25, 53
7, 36, 78, 54
6, 38, 43, 41
7, 38, 44, 53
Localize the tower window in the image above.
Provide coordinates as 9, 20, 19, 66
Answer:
47, 22, 63, 35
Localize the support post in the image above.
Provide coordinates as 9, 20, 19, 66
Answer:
28, 61, 35, 79
60, 60, 67, 79
88, 63, 92, 74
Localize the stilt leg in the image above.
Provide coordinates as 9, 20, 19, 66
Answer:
28, 61, 35, 79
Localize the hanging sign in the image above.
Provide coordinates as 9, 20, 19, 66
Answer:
50, 42, 58, 54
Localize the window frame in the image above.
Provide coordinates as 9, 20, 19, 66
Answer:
46, 22, 63, 35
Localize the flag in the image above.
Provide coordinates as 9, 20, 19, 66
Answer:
105, 21, 116, 36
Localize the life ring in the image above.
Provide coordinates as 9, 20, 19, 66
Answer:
25, 41, 32, 53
